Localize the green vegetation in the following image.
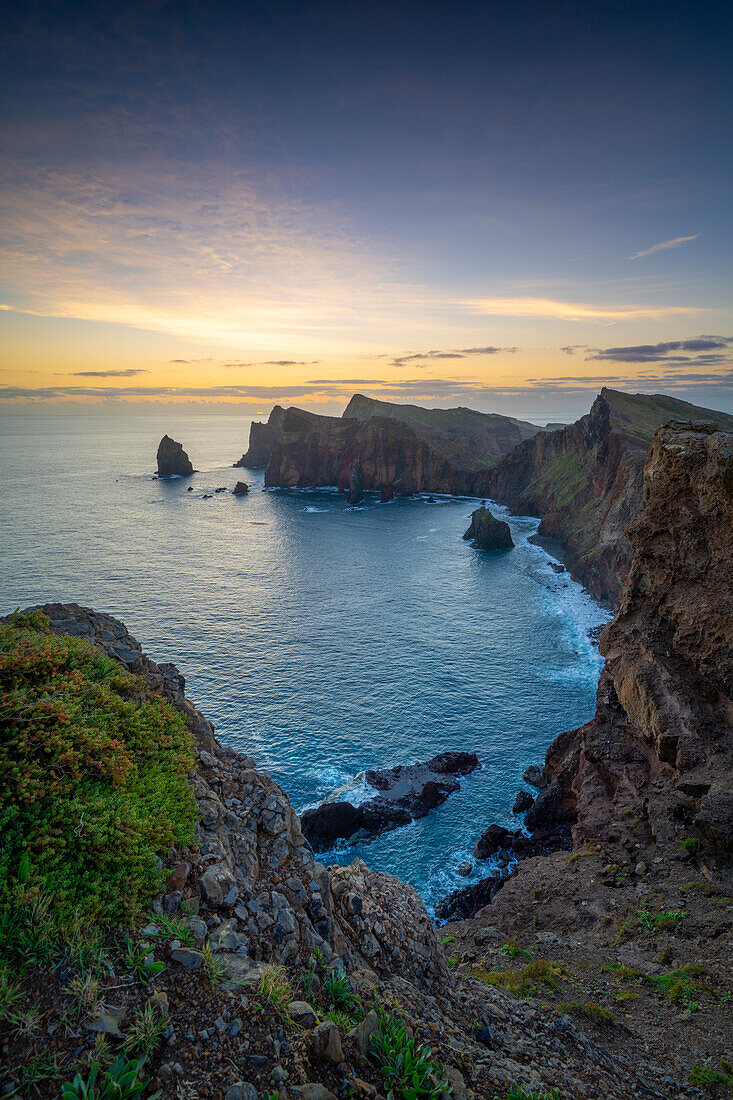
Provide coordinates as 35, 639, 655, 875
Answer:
122, 934, 165, 985
61, 1055, 161, 1099
653, 965, 712, 1012
614, 901, 685, 944
501, 939, 532, 960
370, 1002, 451, 1099
121, 1002, 165, 1057
322, 966, 362, 1024
149, 914, 194, 946
680, 838, 699, 855
688, 1060, 733, 1091
558, 1000, 615, 1025
0, 612, 197, 926
258, 965, 295, 1017
475, 958, 568, 998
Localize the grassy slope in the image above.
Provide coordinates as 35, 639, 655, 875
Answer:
604, 387, 733, 447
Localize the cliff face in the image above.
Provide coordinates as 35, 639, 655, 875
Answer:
264, 399, 540, 495
234, 404, 285, 467
484, 388, 733, 605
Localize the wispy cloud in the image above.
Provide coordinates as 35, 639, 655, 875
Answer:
65, 368, 150, 378
461, 297, 703, 321
224, 360, 321, 368
630, 234, 700, 260
587, 336, 733, 363
391, 346, 515, 367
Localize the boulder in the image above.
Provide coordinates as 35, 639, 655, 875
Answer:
463, 505, 514, 550
512, 789, 534, 814
434, 874, 503, 921
156, 435, 194, 477
232, 481, 250, 495
523, 764, 549, 789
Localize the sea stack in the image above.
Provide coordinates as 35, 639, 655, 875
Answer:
232, 481, 249, 495
157, 435, 194, 477
346, 458, 364, 504
463, 505, 514, 549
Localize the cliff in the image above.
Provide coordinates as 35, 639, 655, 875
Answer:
484, 388, 733, 605
234, 405, 286, 467
263, 399, 540, 496
446, 422, 733, 1087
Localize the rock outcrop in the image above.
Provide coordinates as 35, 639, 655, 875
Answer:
232, 481, 249, 494
462, 505, 514, 549
483, 388, 733, 605
234, 405, 285, 467
346, 459, 364, 504
300, 751, 480, 850
262, 397, 540, 496
157, 434, 194, 477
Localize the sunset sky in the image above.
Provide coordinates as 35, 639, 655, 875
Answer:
2, 0, 732, 418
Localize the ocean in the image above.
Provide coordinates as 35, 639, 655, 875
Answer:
0, 409, 610, 911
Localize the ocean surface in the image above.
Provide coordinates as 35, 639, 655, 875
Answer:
0, 410, 610, 912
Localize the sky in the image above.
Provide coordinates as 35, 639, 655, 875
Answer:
1, 0, 732, 420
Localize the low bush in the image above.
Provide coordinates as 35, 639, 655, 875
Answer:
0, 612, 197, 927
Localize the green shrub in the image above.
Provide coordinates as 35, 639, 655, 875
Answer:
680, 838, 699, 855
0, 614, 197, 926
558, 1000, 615, 1025
475, 958, 568, 998
688, 1060, 733, 1090
370, 1002, 450, 1099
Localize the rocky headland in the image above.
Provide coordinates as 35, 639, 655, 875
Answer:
483, 388, 733, 605
157, 434, 195, 477
300, 752, 480, 850
245, 398, 540, 497
235, 406, 286, 468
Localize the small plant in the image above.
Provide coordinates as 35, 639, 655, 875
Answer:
7, 1003, 42, 1035
301, 954, 318, 1002
322, 966, 362, 1023
61, 1055, 161, 1099
202, 943, 225, 984
558, 1001, 615, 1025
258, 965, 294, 1016
66, 971, 105, 1019
18, 1052, 58, 1093
688, 1060, 733, 1090
0, 967, 22, 1019
122, 1001, 165, 1057
123, 934, 165, 985
653, 965, 712, 1012
475, 958, 568, 998
440, 934, 457, 946
370, 1002, 451, 1099
448, 955, 459, 967
149, 914, 194, 947
501, 939, 532, 960
680, 838, 699, 856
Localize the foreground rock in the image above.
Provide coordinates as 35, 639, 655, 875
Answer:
234, 405, 285, 467
462, 505, 514, 549
156, 434, 194, 477
300, 751, 480, 850
232, 481, 249, 494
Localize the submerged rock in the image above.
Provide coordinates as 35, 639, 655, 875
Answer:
300, 751, 480, 850
157, 435, 194, 478
462, 506, 514, 550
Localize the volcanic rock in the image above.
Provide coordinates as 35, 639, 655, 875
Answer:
512, 789, 534, 814
462, 506, 514, 550
157, 435, 194, 477
299, 751, 480, 850
435, 874, 503, 921
235, 405, 285, 467
232, 481, 249, 494
346, 458, 364, 504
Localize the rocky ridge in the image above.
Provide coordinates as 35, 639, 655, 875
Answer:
235, 406, 286, 468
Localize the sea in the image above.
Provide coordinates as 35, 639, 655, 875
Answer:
0, 409, 611, 912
